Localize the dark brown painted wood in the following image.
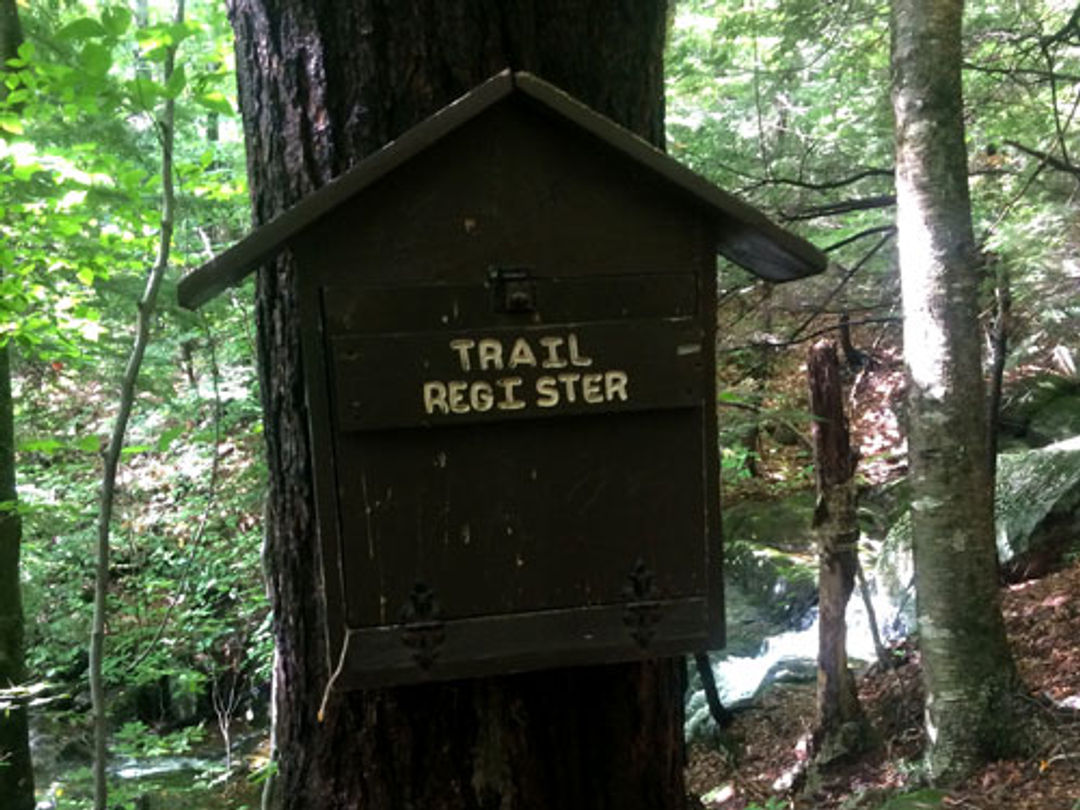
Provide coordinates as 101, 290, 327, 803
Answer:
177, 73, 825, 309
222, 78, 731, 688
225, 3, 711, 807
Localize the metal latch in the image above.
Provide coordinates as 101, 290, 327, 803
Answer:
488, 266, 537, 314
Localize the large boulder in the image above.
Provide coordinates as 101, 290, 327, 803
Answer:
875, 436, 1080, 628
999, 373, 1080, 447
722, 492, 819, 628
995, 435, 1080, 561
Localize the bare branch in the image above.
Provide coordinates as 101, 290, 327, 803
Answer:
719, 316, 902, 353
789, 231, 895, 343
1043, 3, 1080, 46
962, 62, 1080, 83
824, 224, 896, 253
744, 167, 894, 194
781, 195, 896, 222
1005, 139, 1080, 177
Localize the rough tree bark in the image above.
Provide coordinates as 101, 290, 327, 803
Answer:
226, 2, 685, 808
0, 315, 33, 810
808, 340, 869, 767
891, 0, 1028, 783
0, 0, 35, 806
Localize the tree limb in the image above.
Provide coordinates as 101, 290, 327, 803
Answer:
1043, 2, 1080, 46
962, 62, 1080, 83
781, 194, 896, 222
719, 317, 901, 353
743, 167, 894, 194
1005, 139, 1080, 177
788, 232, 894, 342
823, 224, 896, 253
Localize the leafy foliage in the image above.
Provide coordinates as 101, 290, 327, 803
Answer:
3, 1, 266, 797
4, 0, 1080, 803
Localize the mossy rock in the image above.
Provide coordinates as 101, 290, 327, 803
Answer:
1029, 393, 1080, 445
1000, 373, 1080, 445
722, 491, 818, 628
722, 490, 817, 552
725, 539, 818, 628
876, 436, 1080, 624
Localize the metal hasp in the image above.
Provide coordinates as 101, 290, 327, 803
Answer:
177, 70, 826, 689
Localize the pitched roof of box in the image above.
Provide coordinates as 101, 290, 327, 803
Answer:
178, 70, 826, 310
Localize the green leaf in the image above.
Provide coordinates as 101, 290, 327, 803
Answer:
75, 435, 101, 454
163, 64, 187, 100
57, 17, 109, 41
12, 160, 43, 182
195, 91, 233, 116
17, 438, 64, 455
16, 41, 35, 61
101, 6, 133, 37
0, 116, 24, 135
166, 21, 201, 47
80, 43, 113, 77
156, 425, 185, 453
126, 76, 164, 107
121, 444, 152, 457
878, 789, 947, 810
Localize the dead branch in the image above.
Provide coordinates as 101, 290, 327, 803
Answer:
781, 194, 896, 222
1005, 139, 1080, 178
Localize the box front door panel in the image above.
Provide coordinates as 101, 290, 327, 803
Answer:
334, 408, 706, 629
319, 272, 715, 680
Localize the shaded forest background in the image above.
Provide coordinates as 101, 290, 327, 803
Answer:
2, 0, 1080, 807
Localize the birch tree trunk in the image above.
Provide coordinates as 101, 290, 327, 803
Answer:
227, 2, 686, 807
891, 0, 1028, 783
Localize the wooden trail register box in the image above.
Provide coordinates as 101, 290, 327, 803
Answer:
179, 71, 825, 688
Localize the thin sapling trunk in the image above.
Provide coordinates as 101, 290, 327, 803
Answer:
90, 3, 182, 806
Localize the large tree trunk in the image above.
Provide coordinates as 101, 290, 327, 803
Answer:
0, 1, 35, 806
226, 2, 685, 808
807, 341, 869, 767
891, 0, 1027, 783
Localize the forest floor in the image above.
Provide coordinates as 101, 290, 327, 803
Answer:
686, 558, 1080, 810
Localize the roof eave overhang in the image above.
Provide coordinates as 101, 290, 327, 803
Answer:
178, 70, 825, 310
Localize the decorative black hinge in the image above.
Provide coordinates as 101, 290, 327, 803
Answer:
400, 582, 445, 670
622, 559, 662, 648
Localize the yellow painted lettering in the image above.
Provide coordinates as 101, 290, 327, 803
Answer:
478, 338, 504, 371
423, 381, 449, 415
556, 372, 581, 403
567, 333, 592, 367
447, 380, 470, 414
508, 337, 538, 369
539, 336, 567, 369
496, 376, 526, 410
449, 338, 475, 371
582, 372, 604, 404
604, 370, 629, 402
535, 376, 559, 407
469, 380, 494, 412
